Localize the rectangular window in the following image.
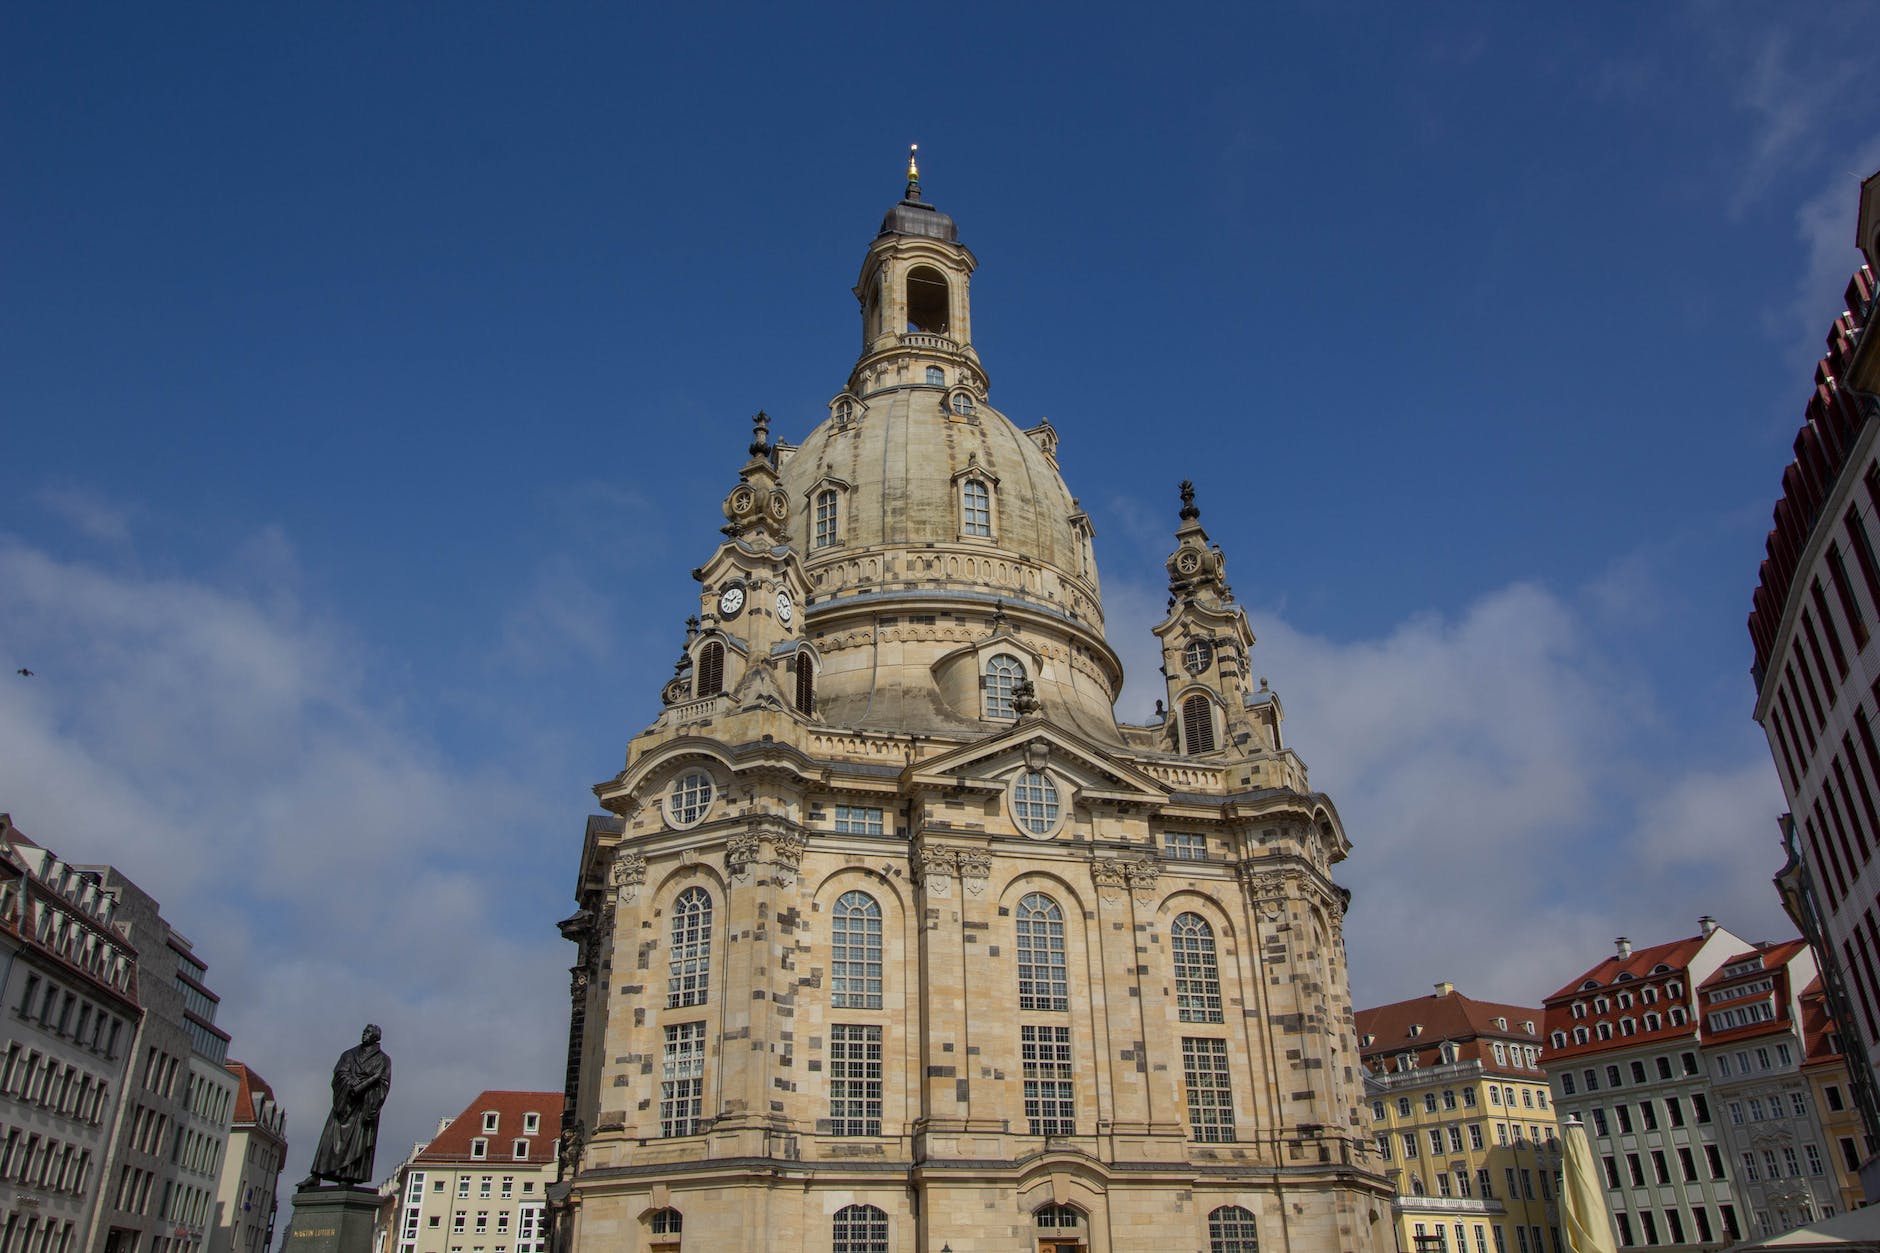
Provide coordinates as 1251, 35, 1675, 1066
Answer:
833, 806, 884, 835
829, 1024, 883, 1137
660, 1022, 706, 1137
1665, 1096, 1684, 1127
1162, 831, 1207, 861
1616, 1105, 1633, 1134
1677, 1146, 1696, 1182
470, 1139, 487, 1160
1022, 1025, 1074, 1136
1650, 1151, 1669, 1184
1705, 1144, 1725, 1179
1448, 1125, 1464, 1152
480, 1178, 492, 1198
1469, 1124, 1484, 1150
1430, 1128, 1445, 1154
1805, 1143, 1823, 1175
1181, 1037, 1235, 1142
1626, 1154, 1644, 1186
1403, 1132, 1419, 1159
1692, 1093, 1710, 1123
1640, 1102, 1657, 1131
814, 491, 839, 549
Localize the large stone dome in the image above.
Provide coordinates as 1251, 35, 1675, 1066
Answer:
780, 392, 1096, 609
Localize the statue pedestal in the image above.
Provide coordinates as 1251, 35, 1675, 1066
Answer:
282, 1185, 380, 1253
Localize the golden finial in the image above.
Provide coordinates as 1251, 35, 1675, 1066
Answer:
906, 143, 920, 200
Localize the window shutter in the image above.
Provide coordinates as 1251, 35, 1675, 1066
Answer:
1182, 695, 1215, 754
696, 643, 724, 697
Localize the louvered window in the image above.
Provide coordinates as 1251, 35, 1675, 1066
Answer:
1182, 693, 1216, 753
696, 642, 724, 697
794, 653, 814, 714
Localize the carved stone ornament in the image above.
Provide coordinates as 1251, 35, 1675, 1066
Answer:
1124, 857, 1160, 900
1091, 858, 1130, 901
569, 966, 590, 997
661, 677, 692, 706
725, 833, 762, 881
771, 831, 807, 887
1238, 863, 1291, 921
914, 844, 956, 897
955, 850, 991, 895
610, 852, 648, 904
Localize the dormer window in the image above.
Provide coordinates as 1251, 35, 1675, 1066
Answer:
925, 366, 945, 386
524, 1113, 540, 1134
984, 653, 1025, 720
949, 391, 975, 416
513, 1139, 529, 1159
961, 479, 992, 537
814, 489, 840, 548
834, 397, 855, 425
482, 1112, 499, 1134
471, 1138, 488, 1159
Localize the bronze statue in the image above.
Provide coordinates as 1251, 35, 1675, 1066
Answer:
300, 1024, 391, 1188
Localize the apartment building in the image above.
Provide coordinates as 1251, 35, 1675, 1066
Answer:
1542, 924, 1753, 1251
382, 1093, 558, 1253
0, 818, 141, 1253
208, 1064, 284, 1253
1359, 983, 1564, 1253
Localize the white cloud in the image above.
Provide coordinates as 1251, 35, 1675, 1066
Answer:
0, 534, 570, 1188
1101, 569, 1796, 1011
34, 485, 137, 547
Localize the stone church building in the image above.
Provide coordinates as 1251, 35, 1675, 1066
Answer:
554, 158, 1390, 1253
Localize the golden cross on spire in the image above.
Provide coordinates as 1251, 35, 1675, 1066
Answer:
906, 143, 920, 200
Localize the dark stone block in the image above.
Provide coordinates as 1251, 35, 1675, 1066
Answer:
283, 1186, 379, 1253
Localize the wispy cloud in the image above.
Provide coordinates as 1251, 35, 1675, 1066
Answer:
34, 485, 138, 547
0, 533, 569, 1185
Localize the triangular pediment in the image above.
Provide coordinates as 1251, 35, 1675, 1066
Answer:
903, 719, 1169, 803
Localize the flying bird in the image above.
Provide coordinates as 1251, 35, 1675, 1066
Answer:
15, 669, 32, 677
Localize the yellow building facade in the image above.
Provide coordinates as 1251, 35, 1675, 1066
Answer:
553, 162, 1392, 1253
1357, 985, 1563, 1253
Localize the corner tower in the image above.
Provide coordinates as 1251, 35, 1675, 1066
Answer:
557, 160, 1391, 1253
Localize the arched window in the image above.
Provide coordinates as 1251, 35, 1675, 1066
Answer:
831, 891, 882, 1009
984, 653, 1024, 718
1013, 771, 1060, 835
949, 391, 975, 416
832, 1204, 888, 1253
1668, 1006, 1687, 1026
961, 478, 992, 537
1551, 1030, 1567, 1049
1182, 693, 1217, 754
925, 365, 945, 386
906, 266, 949, 334
794, 651, 815, 715
649, 1209, 682, 1235
1016, 893, 1068, 1011
1573, 1026, 1589, 1044
1209, 1205, 1260, 1253
668, 887, 712, 1008
1619, 1017, 1636, 1036
1595, 1022, 1612, 1040
695, 641, 724, 697
814, 489, 839, 548
1172, 913, 1223, 1023
1643, 1011, 1662, 1031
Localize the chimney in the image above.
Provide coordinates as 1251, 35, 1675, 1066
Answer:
1698, 915, 1718, 937
1615, 937, 1632, 959
1434, 981, 1455, 997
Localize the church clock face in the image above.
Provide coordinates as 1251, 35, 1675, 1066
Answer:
774, 589, 793, 625
717, 582, 747, 619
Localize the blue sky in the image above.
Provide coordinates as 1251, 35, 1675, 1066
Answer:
4, 2, 1877, 1186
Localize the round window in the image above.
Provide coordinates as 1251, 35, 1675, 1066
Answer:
1012, 770, 1061, 837
1182, 639, 1213, 673
667, 771, 715, 828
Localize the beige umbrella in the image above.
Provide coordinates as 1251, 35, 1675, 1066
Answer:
1562, 1117, 1617, 1253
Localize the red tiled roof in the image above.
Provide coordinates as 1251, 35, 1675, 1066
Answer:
1355, 988, 1544, 1076
1696, 941, 1809, 993
415, 1092, 561, 1166
227, 1061, 277, 1124
1540, 937, 1708, 1063
1544, 936, 1707, 1002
